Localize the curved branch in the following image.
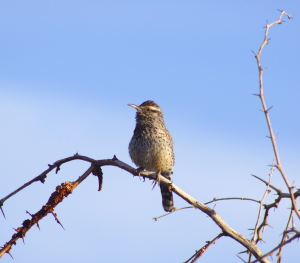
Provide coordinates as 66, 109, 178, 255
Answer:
0, 153, 95, 209
0, 155, 271, 263
205, 197, 261, 205
154, 197, 262, 221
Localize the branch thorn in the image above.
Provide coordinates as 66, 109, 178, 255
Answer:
26, 210, 33, 216
7, 251, 14, 260
51, 212, 65, 230
56, 166, 61, 174
1, 206, 6, 219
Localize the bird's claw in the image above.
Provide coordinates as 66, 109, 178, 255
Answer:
152, 170, 161, 190
136, 167, 144, 180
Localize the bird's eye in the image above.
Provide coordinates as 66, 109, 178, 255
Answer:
146, 108, 150, 111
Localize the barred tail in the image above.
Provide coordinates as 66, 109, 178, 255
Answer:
160, 172, 174, 212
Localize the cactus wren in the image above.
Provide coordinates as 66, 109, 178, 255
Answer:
128, 100, 175, 212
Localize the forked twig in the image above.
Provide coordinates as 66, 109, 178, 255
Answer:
252, 161, 274, 242
248, 161, 274, 262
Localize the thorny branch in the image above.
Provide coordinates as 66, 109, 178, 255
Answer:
250, 229, 300, 263
0, 9, 298, 263
0, 154, 271, 263
0, 164, 95, 258
243, 9, 300, 263
0, 154, 95, 215
252, 9, 299, 220
248, 162, 274, 262
184, 233, 224, 263
252, 161, 274, 243
276, 209, 294, 263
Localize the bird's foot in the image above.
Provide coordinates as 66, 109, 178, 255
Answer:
136, 167, 144, 180
152, 170, 161, 190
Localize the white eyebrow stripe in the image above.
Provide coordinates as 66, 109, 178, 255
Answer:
148, 106, 162, 112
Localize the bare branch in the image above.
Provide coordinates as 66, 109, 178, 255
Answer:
276, 209, 294, 263
251, 174, 282, 194
0, 154, 95, 209
250, 230, 300, 263
185, 233, 224, 263
154, 196, 263, 221
252, 162, 274, 243
254, 10, 299, 219
205, 197, 261, 205
0, 156, 271, 263
153, 206, 193, 221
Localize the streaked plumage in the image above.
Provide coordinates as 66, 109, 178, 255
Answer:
128, 100, 175, 212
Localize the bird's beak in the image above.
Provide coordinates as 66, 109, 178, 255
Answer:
128, 104, 139, 110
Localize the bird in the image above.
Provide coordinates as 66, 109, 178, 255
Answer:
128, 100, 175, 212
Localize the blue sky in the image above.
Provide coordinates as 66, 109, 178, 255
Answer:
1, 1, 299, 262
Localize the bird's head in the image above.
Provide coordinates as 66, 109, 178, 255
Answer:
128, 100, 164, 123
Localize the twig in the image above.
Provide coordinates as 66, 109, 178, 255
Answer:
252, 161, 274, 242
153, 206, 192, 221
250, 230, 300, 263
253, 10, 299, 219
153, 197, 262, 221
0, 153, 95, 215
205, 197, 261, 205
276, 209, 294, 263
184, 233, 224, 263
248, 162, 274, 262
251, 174, 282, 194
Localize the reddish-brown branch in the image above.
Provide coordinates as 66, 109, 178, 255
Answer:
0, 165, 94, 258
184, 233, 224, 263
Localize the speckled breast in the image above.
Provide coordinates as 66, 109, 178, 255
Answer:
129, 126, 174, 173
